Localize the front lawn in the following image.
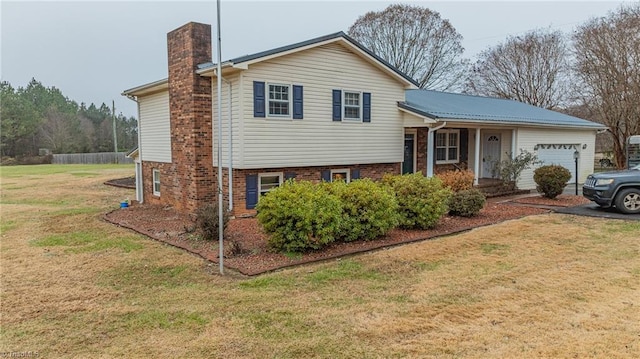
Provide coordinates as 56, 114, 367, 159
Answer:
1, 164, 639, 358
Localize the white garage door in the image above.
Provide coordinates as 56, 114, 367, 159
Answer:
537, 145, 577, 183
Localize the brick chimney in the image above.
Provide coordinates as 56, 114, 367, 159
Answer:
167, 22, 214, 212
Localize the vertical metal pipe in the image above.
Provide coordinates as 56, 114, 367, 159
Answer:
216, 0, 224, 275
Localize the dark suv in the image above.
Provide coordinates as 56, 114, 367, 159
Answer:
583, 164, 640, 214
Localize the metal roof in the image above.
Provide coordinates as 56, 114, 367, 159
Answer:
401, 90, 606, 129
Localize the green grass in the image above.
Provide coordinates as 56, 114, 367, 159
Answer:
480, 243, 511, 255
32, 231, 143, 253
306, 259, 386, 284
1, 219, 17, 233
119, 310, 209, 331
0, 163, 133, 177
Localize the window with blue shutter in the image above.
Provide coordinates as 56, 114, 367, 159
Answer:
321, 170, 331, 181
246, 174, 258, 209
363, 92, 371, 122
292, 85, 303, 119
351, 168, 360, 180
332, 90, 342, 121
253, 81, 265, 118
284, 172, 296, 180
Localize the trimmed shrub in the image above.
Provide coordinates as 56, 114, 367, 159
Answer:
534, 165, 571, 199
195, 203, 230, 241
437, 170, 475, 192
256, 180, 343, 252
382, 173, 452, 229
324, 179, 399, 242
448, 188, 486, 217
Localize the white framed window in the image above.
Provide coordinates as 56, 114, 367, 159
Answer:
152, 169, 161, 196
435, 129, 460, 164
268, 83, 291, 117
259, 172, 283, 196
343, 91, 361, 120
331, 169, 351, 183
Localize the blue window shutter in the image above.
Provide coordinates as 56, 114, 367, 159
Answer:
332, 90, 342, 121
363, 92, 371, 122
292, 85, 303, 119
351, 169, 360, 180
253, 81, 265, 118
246, 174, 258, 209
284, 172, 296, 180
321, 170, 331, 182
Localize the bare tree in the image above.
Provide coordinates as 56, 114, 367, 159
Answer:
348, 4, 468, 91
573, 4, 640, 168
465, 29, 569, 109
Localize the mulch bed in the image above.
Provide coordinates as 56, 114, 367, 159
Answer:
103, 196, 582, 275
104, 176, 136, 189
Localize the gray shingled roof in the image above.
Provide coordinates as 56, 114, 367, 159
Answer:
197, 31, 420, 87
401, 90, 605, 129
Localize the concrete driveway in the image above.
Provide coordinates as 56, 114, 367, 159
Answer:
556, 204, 640, 221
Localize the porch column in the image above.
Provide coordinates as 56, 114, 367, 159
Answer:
474, 128, 481, 185
511, 129, 517, 158
427, 129, 435, 177
426, 121, 446, 177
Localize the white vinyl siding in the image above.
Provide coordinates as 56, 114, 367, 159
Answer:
139, 91, 171, 163
229, 42, 407, 169
517, 128, 596, 189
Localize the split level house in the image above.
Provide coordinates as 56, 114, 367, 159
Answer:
123, 22, 605, 216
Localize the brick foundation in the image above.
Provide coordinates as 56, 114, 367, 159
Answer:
226, 163, 401, 217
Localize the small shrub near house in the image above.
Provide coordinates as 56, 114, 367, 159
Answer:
492, 150, 541, 190
195, 203, 230, 241
382, 173, 452, 229
256, 180, 343, 252
324, 179, 399, 242
534, 165, 571, 199
437, 170, 475, 192
448, 188, 486, 217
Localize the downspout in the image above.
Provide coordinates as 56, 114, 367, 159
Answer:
126, 94, 144, 204
221, 76, 233, 212
426, 121, 447, 177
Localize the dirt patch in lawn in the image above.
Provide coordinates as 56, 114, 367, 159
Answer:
104, 198, 564, 275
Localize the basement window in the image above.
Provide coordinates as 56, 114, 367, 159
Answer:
152, 169, 160, 196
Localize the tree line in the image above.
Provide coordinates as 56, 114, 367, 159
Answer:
1, 78, 137, 158
349, 3, 639, 168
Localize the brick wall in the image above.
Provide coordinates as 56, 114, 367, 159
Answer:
227, 163, 401, 217
165, 22, 215, 212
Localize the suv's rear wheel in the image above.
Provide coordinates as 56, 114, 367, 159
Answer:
614, 188, 640, 214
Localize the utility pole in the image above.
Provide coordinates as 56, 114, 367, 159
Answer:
112, 100, 119, 163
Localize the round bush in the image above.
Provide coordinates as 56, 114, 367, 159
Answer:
324, 179, 399, 242
436, 169, 475, 192
534, 165, 571, 199
382, 173, 452, 229
448, 188, 486, 217
256, 180, 343, 252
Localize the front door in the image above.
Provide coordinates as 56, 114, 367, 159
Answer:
482, 134, 501, 178
403, 133, 415, 174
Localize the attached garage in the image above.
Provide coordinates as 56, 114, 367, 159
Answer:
536, 144, 579, 183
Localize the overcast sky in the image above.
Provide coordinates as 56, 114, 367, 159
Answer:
1, 0, 627, 117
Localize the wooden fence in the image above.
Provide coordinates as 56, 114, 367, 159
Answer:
52, 152, 133, 164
